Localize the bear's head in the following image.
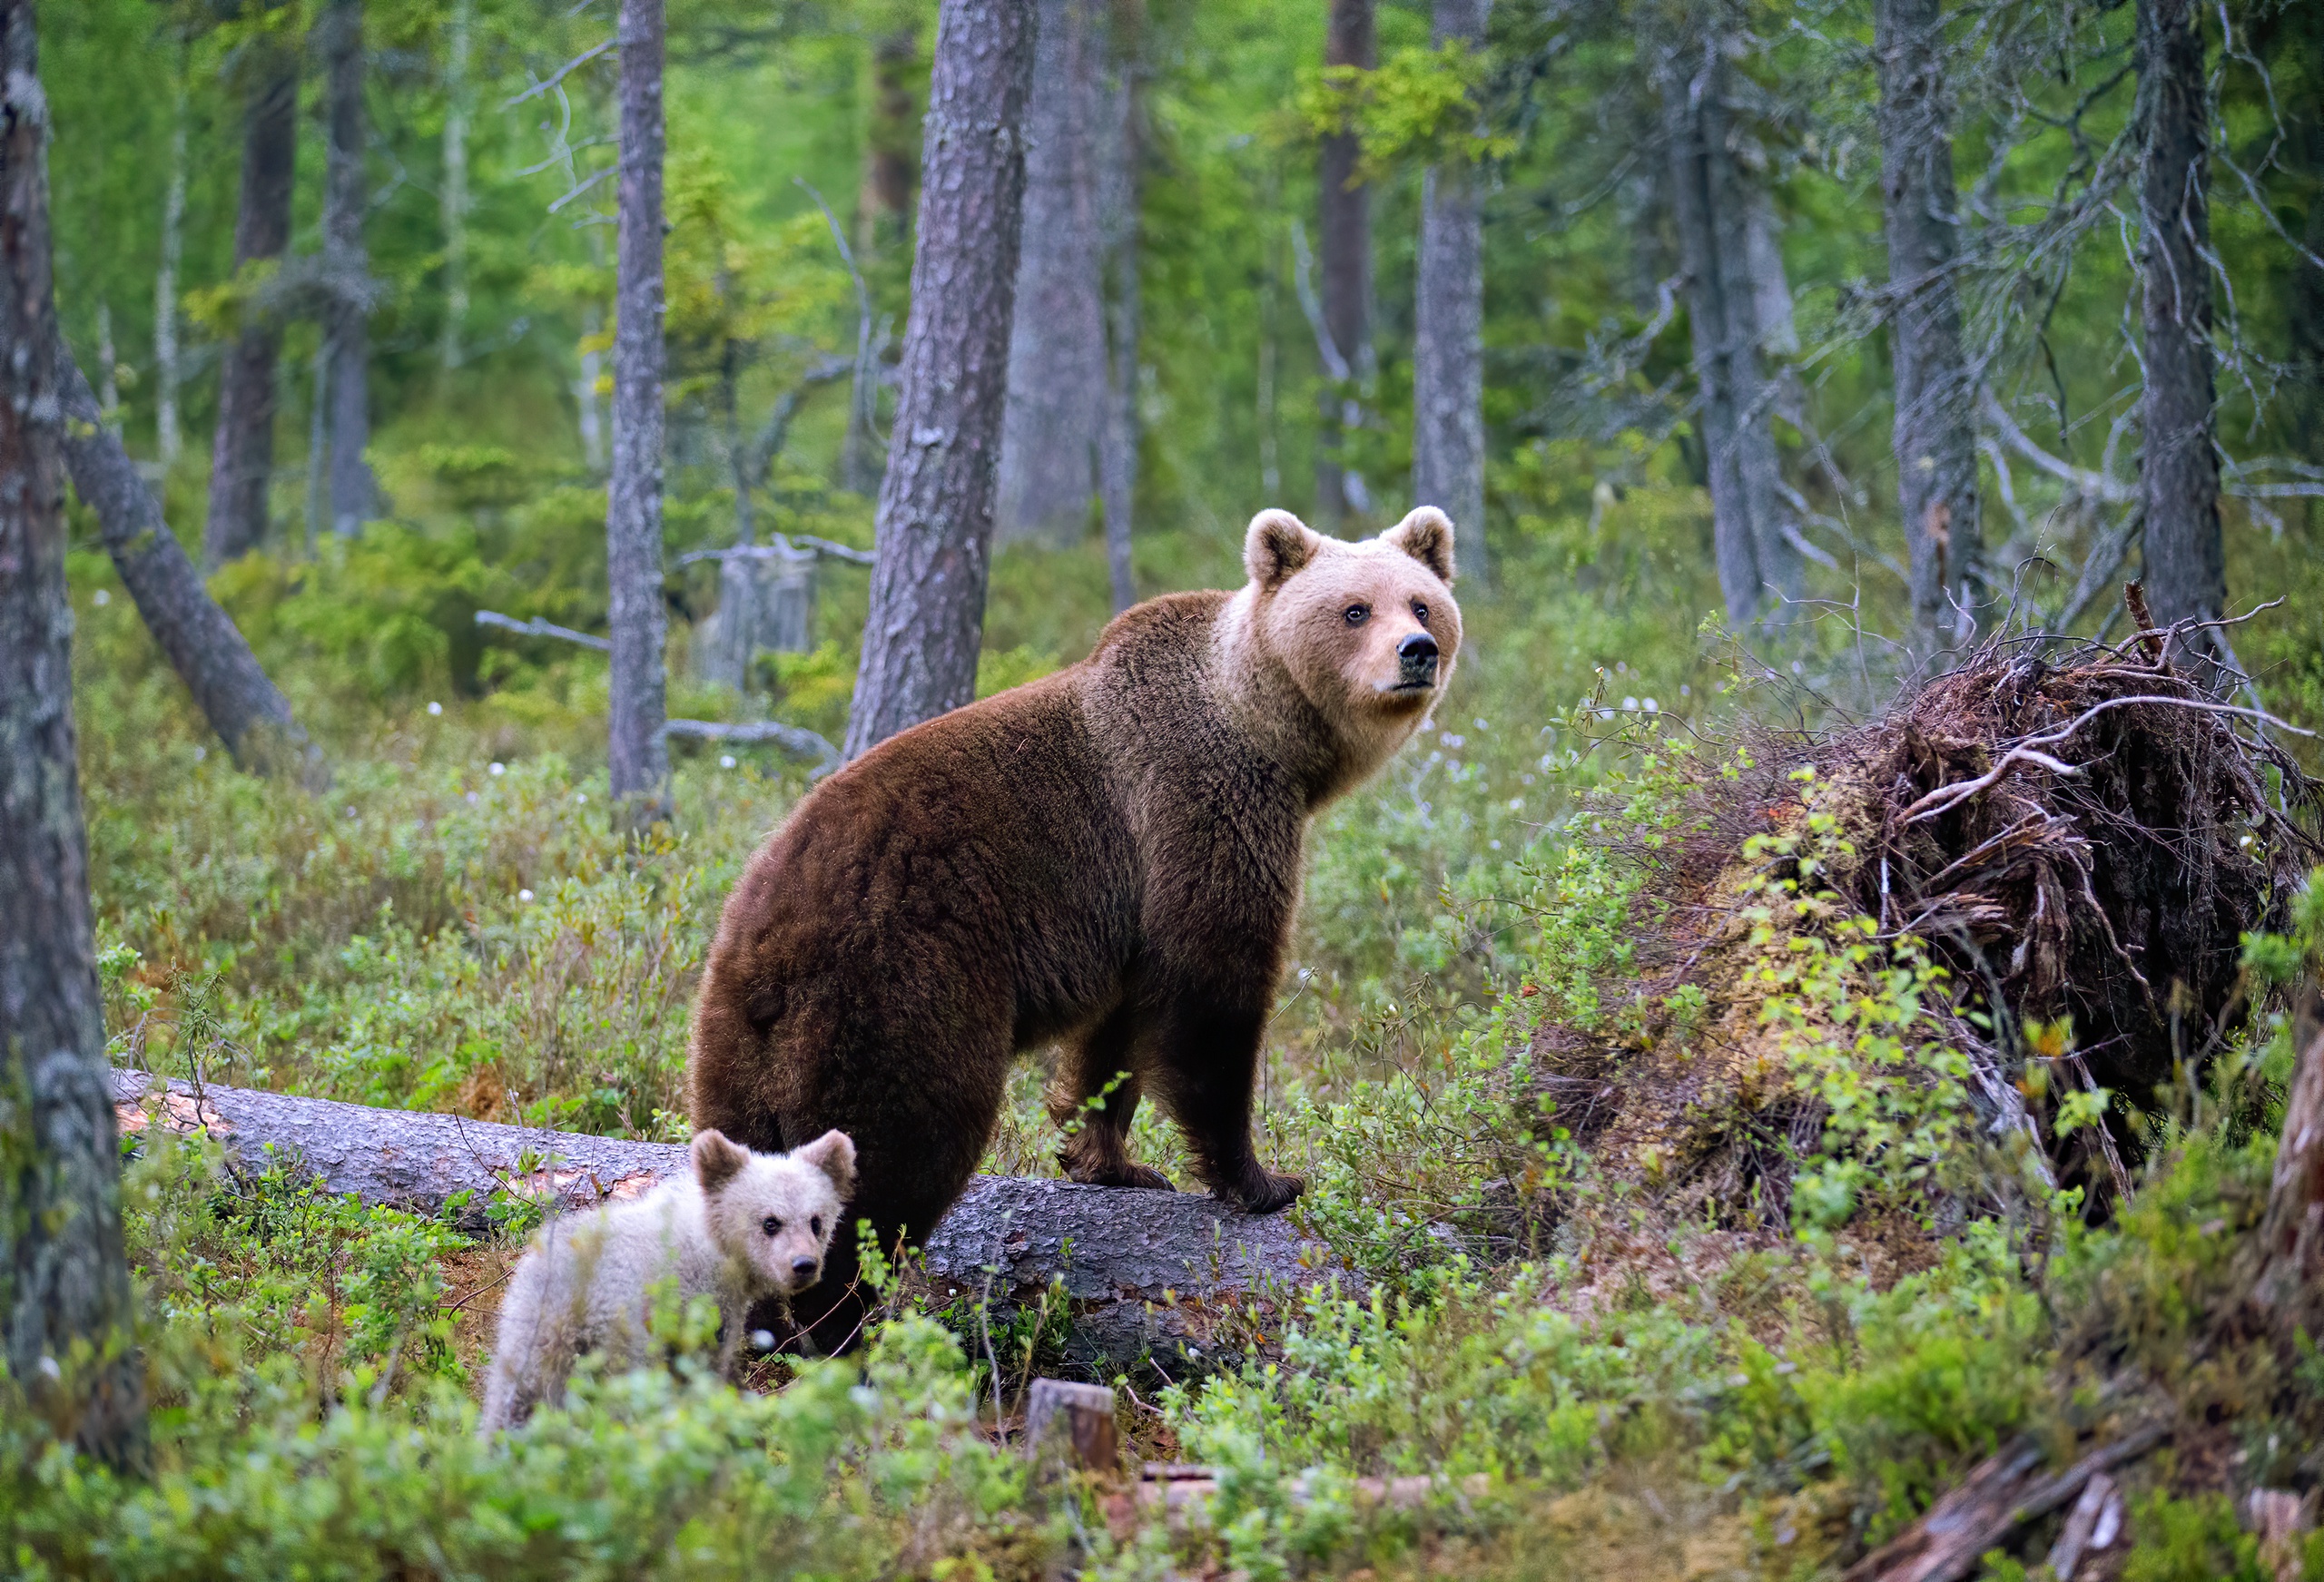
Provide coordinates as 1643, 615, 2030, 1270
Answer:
691, 1127, 857, 1298
1222, 506, 1462, 795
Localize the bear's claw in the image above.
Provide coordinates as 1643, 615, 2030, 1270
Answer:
1218, 1169, 1305, 1215
1066, 1159, 1177, 1193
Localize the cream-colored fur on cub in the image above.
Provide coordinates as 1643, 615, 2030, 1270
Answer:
478, 1127, 855, 1433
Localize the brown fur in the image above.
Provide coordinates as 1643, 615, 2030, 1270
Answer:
687, 507, 1460, 1351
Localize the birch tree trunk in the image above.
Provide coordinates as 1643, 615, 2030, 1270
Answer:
1097, 0, 1144, 614
2134, 0, 2226, 674
59, 350, 320, 781
1315, 0, 1375, 531
1412, 0, 1488, 587
438, 0, 473, 375
203, 35, 299, 570
0, 4, 147, 1468
319, 0, 376, 537
1876, 0, 1982, 668
996, 0, 1108, 549
606, 0, 671, 824
154, 61, 189, 469
843, 0, 1037, 762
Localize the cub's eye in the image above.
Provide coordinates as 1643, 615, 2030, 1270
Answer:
1412, 601, 1429, 624
1344, 604, 1371, 625
761, 1216, 783, 1237
809, 1215, 822, 1238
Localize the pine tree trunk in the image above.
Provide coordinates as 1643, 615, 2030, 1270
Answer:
320, 0, 375, 537
843, 0, 1037, 762
154, 61, 189, 469
1658, 34, 1797, 629
844, 23, 921, 497
0, 3, 148, 1469
996, 0, 1108, 549
59, 350, 320, 781
1315, 0, 1374, 530
438, 0, 472, 374
1876, 0, 1981, 669
1097, 0, 1144, 614
2135, 0, 2225, 673
2252, 994, 2324, 1327
1413, 0, 1489, 587
606, 0, 670, 824
203, 37, 299, 570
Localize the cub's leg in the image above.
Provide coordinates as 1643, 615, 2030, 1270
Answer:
1147, 998, 1304, 1214
1051, 1006, 1172, 1191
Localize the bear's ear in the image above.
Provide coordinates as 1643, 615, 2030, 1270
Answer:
691, 1129, 750, 1194
793, 1129, 858, 1200
1381, 507, 1455, 585
1244, 508, 1321, 591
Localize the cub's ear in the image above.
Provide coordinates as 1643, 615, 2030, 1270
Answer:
1244, 508, 1321, 590
690, 1129, 750, 1194
1382, 506, 1455, 585
793, 1129, 858, 1200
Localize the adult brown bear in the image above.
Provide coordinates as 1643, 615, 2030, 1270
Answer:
687, 506, 1460, 1350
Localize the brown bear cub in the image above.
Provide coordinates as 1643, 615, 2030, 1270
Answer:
478, 1128, 855, 1431
688, 506, 1460, 1351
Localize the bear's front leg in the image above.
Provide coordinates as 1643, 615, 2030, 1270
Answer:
1150, 1001, 1304, 1214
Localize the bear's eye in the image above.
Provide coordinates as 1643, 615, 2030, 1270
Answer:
1412, 600, 1429, 624
1344, 604, 1371, 626
810, 1215, 822, 1238
761, 1216, 783, 1237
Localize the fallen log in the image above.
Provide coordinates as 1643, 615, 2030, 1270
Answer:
1840, 1421, 2171, 1582
110, 1068, 1350, 1371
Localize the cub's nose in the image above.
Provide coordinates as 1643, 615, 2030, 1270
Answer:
791, 1255, 821, 1280
1397, 631, 1440, 683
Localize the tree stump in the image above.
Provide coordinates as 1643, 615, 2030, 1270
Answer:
1023, 1378, 1118, 1475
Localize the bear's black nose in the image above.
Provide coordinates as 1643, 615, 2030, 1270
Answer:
792, 1255, 820, 1278
1397, 632, 1439, 684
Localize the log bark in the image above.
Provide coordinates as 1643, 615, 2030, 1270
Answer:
2134, 0, 2226, 678
843, 0, 1037, 762
2252, 1004, 2324, 1323
606, 0, 672, 825
1840, 1424, 2169, 1582
1875, 0, 1981, 666
1315, 0, 1375, 531
1096, 0, 1143, 614
1024, 1378, 1118, 1471
995, 0, 1109, 549
1412, 0, 1489, 587
60, 349, 322, 783
318, 0, 377, 537
204, 34, 299, 570
110, 1069, 1348, 1371
0, 7, 147, 1467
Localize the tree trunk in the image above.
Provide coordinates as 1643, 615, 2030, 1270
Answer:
438, 0, 473, 375
2252, 996, 2324, 1325
203, 36, 299, 571
59, 349, 321, 782
995, 0, 1108, 549
155, 60, 189, 469
0, 5, 147, 1469
1876, 0, 1982, 669
842, 0, 1037, 762
1657, 34, 1797, 630
856, 23, 921, 258
1097, 0, 1144, 614
1315, 0, 1375, 531
606, 0, 671, 825
2134, 0, 2225, 675
1412, 0, 1489, 587
318, 0, 375, 536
